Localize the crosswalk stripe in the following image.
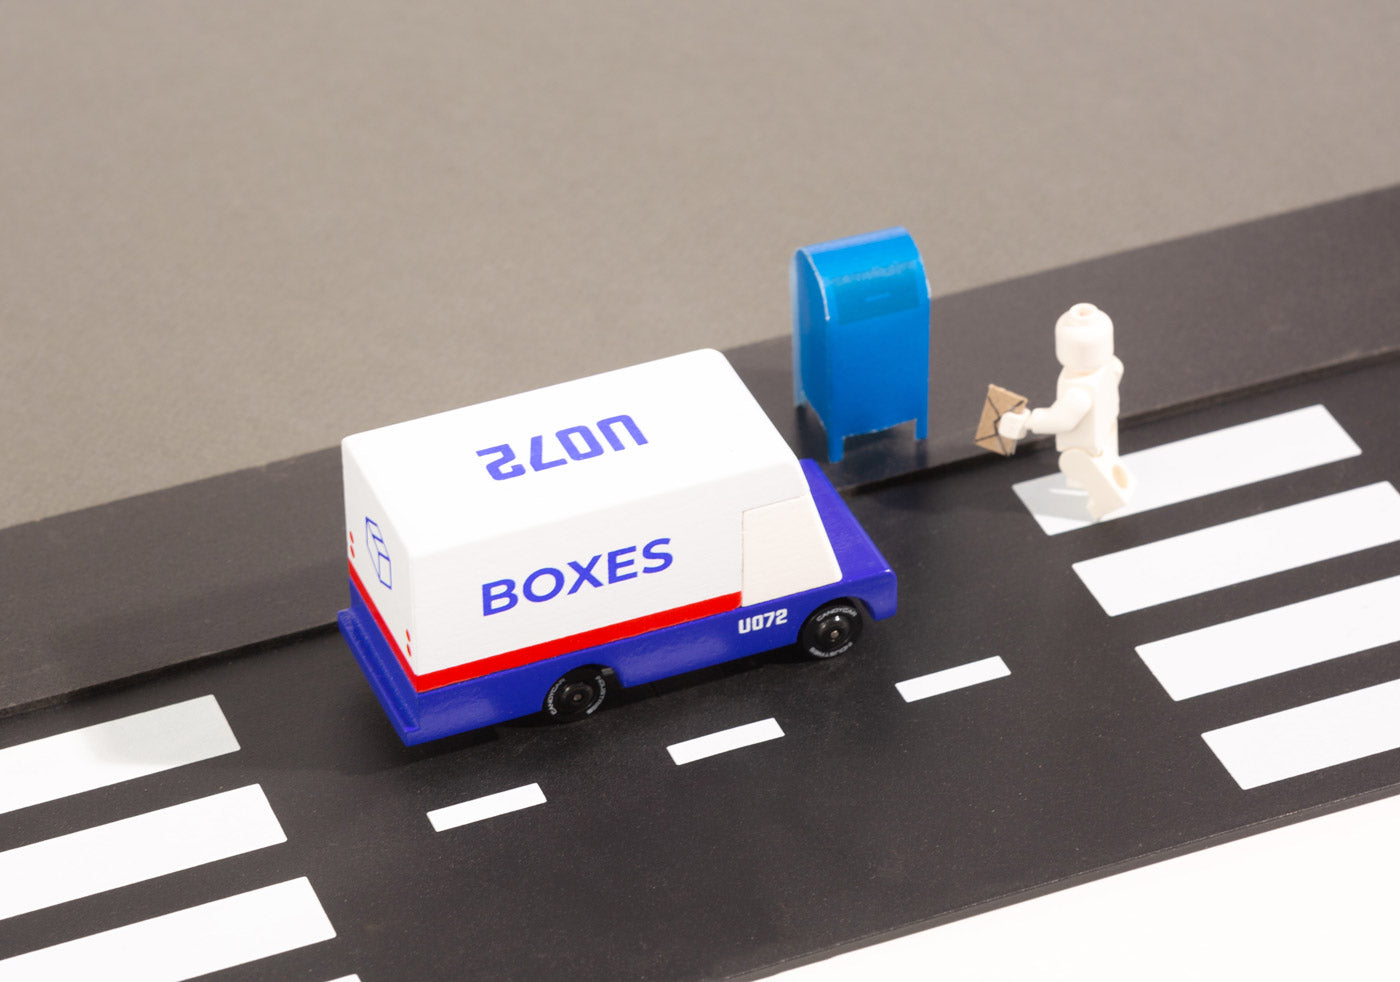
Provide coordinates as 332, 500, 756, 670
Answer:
0, 785, 285, 921
1137, 574, 1400, 700
668, 718, 785, 765
896, 657, 1010, 703
0, 877, 335, 982
1073, 482, 1400, 616
427, 784, 547, 832
1014, 405, 1361, 534
0, 695, 240, 816
1202, 677, 1400, 789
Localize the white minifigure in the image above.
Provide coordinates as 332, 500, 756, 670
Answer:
998, 303, 1138, 519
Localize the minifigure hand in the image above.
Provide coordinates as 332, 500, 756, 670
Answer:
998, 409, 1031, 440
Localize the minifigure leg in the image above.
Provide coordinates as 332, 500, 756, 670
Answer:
1059, 449, 1138, 520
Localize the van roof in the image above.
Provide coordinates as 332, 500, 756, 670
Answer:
342, 349, 806, 553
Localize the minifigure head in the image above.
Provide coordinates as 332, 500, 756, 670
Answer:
1054, 303, 1114, 372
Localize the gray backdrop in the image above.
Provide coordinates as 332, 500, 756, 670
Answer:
4, 0, 1399, 529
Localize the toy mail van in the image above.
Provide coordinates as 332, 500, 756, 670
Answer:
337, 349, 896, 744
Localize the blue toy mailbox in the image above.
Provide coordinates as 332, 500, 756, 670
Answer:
791, 227, 930, 462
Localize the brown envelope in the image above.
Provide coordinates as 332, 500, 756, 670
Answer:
974, 384, 1028, 456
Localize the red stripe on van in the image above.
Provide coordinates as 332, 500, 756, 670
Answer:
349, 561, 740, 693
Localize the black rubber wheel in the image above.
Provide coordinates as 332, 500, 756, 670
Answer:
798, 601, 863, 659
543, 666, 608, 721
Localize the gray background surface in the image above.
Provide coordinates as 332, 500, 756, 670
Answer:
4, 1, 1399, 529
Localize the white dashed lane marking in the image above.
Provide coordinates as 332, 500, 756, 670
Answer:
668, 718, 785, 765
427, 783, 547, 832
896, 657, 1010, 703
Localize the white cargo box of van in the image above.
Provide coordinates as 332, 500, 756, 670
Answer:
342, 349, 842, 688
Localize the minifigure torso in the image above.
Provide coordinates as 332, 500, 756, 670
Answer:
1053, 356, 1123, 457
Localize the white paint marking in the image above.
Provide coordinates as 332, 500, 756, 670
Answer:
427, 783, 547, 832
896, 656, 1010, 703
1074, 482, 1400, 616
1203, 678, 1400, 789
668, 718, 785, 765
323, 977, 361, 982
762, 794, 1400, 980
0, 877, 335, 982
1015, 405, 1361, 534
0, 785, 285, 921
0, 695, 240, 816
1139, 574, 1400, 700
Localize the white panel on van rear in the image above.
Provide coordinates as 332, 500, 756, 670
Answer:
740, 495, 841, 606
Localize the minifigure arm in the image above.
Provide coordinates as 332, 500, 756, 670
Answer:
1018, 387, 1092, 437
